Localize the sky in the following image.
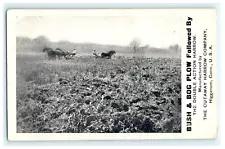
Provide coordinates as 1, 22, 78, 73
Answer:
16, 10, 186, 48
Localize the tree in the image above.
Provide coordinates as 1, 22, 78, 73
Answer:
169, 44, 181, 53
33, 36, 52, 52
140, 44, 149, 51
129, 38, 141, 53
34, 36, 49, 45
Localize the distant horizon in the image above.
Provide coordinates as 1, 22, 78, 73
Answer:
17, 35, 181, 50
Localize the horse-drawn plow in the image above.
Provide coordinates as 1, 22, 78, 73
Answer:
43, 47, 76, 60
63, 52, 76, 60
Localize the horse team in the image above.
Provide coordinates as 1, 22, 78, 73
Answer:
43, 47, 116, 60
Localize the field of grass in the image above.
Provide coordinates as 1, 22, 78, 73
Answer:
17, 52, 181, 133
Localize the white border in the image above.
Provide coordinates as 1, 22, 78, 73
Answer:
1, 1, 224, 148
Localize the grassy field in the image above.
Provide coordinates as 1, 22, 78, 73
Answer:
17, 52, 181, 133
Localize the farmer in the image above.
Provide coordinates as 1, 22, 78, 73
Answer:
72, 48, 77, 55
93, 49, 99, 58
93, 49, 96, 55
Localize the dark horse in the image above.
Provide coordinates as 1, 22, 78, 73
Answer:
100, 50, 116, 59
43, 47, 66, 60
55, 48, 68, 59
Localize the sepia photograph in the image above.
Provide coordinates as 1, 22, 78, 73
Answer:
15, 10, 182, 134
